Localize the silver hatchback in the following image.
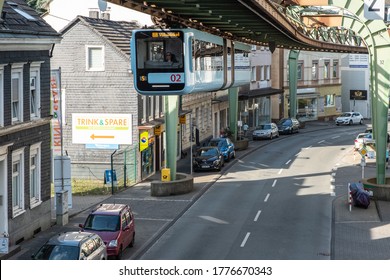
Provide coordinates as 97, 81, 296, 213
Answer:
32, 231, 107, 260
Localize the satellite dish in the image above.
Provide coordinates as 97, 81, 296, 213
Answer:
98, 0, 107, 12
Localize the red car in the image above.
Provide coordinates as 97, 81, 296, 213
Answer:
80, 203, 135, 259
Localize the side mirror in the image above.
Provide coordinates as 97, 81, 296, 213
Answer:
78, 223, 83, 228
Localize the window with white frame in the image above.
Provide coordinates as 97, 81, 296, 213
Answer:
265, 65, 271, 80
142, 96, 146, 123
11, 67, 23, 123
260, 66, 264, 81
148, 96, 153, 121
312, 60, 318, 80
0, 66, 4, 127
12, 148, 25, 216
325, 94, 335, 107
324, 60, 330, 79
251, 66, 256, 81
30, 143, 41, 207
332, 60, 339, 78
86, 45, 105, 71
30, 66, 41, 119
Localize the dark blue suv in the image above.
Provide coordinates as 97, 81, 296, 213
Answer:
208, 137, 236, 161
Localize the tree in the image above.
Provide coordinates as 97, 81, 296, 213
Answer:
26, 0, 49, 15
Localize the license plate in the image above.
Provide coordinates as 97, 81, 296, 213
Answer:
201, 165, 210, 168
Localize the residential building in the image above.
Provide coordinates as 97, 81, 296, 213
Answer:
282, 49, 344, 121
50, 16, 151, 181
0, 0, 60, 247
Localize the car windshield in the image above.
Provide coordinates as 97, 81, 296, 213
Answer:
358, 134, 372, 139
84, 214, 120, 231
33, 244, 80, 260
199, 149, 218, 157
209, 141, 222, 148
279, 119, 291, 125
257, 124, 271, 130
341, 113, 352, 117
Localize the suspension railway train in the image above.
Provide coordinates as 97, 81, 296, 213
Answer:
130, 28, 252, 95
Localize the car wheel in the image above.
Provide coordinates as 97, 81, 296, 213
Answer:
232, 151, 236, 159
129, 233, 135, 248
349, 120, 353, 125
336, 123, 339, 126
270, 134, 273, 140
359, 119, 363, 125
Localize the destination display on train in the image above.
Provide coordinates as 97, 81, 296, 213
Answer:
148, 73, 185, 84
152, 32, 181, 38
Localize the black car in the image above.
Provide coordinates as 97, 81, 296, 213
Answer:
193, 147, 224, 172
277, 118, 300, 134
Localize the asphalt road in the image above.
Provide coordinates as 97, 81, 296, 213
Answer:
140, 126, 363, 259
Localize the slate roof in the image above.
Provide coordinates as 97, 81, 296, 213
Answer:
61, 16, 141, 57
0, 0, 59, 36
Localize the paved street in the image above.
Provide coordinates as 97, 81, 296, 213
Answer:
2, 121, 390, 260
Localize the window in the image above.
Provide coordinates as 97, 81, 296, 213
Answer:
10, 3, 37, 21
297, 62, 303, 80
265, 65, 271, 80
148, 96, 153, 121
30, 65, 41, 119
324, 60, 330, 79
11, 65, 24, 123
260, 66, 264, 81
251, 66, 256, 81
12, 148, 25, 217
332, 60, 339, 78
86, 46, 104, 71
312, 60, 318, 80
325, 94, 335, 107
30, 143, 41, 208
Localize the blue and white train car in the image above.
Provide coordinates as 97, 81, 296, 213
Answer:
130, 28, 251, 95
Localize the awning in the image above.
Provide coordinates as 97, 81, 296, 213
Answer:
213, 87, 283, 102
238, 87, 284, 101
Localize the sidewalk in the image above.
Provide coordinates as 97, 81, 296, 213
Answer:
2, 121, 390, 260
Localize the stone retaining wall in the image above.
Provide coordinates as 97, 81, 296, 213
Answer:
151, 173, 194, 196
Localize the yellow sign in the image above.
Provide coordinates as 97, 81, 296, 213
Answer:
155, 125, 161, 136
139, 131, 149, 152
179, 115, 186, 124
152, 32, 180, 38
161, 168, 171, 181
359, 147, 367, 157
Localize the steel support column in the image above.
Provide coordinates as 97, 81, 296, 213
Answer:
288, 50, 300, 118
228, 87, 239, 140
165, 95, 178, 181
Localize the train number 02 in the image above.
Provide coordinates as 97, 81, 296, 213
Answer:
170, 74, 182, 83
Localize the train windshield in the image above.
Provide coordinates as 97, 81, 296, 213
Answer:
135, 31, 184, 70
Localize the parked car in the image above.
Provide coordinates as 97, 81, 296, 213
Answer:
252, 123, 279, 140
335, 112, 364, 125
208, 137, 235, 161
354, 133, 374, 150
365, 127, 390, 142
193, 146, 224, 172
32, 231, 107, 260
277, 118, 300, 134
79, 203, 135, 259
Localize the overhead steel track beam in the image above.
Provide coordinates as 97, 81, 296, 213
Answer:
106, 0, 368, 53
